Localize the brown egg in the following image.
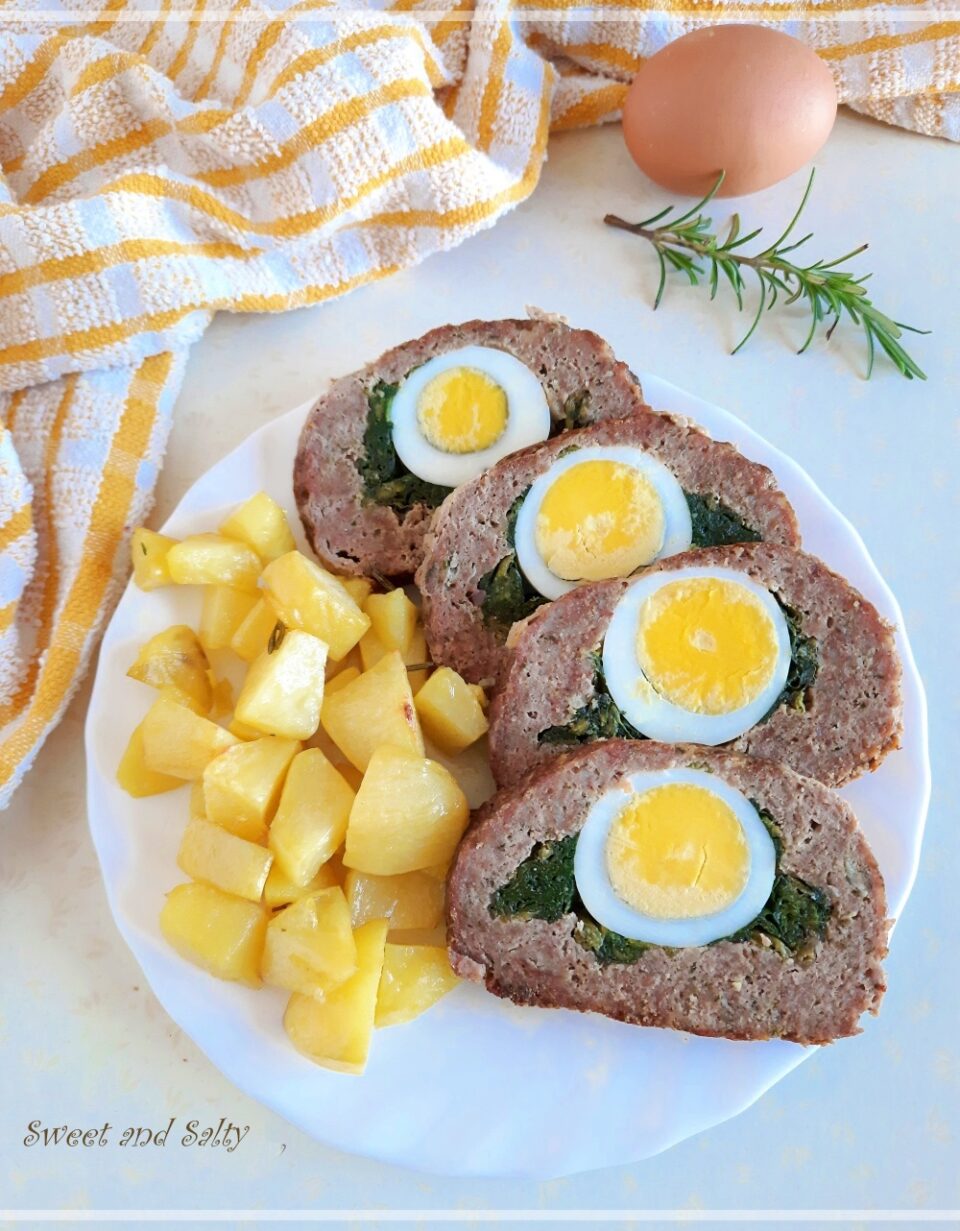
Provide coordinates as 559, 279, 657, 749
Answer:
622, 25, 837, 198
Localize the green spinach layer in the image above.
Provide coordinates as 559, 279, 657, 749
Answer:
488, 808, 831, 966
357, 380, 452, 514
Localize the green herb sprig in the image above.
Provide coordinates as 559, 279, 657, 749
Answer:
604, 170, 928, 380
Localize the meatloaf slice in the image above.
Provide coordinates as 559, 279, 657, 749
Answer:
416, 413, 801, 686
488, 542, 902, 790
293, 318, 649, 580
448, 741, 889, 1045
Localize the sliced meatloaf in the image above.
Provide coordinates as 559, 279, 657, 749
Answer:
448, 741, 889, 1045
489, 542, 902, 789
293, 318, 649, 579
416, 413, 801, 686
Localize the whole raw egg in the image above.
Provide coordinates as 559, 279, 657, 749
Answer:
622, 25, 838, 197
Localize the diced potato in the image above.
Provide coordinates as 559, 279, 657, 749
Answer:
341, 577, 372, 607
131, 528, 177, 591
141, 696, 238, 780
389, 926, 447, 946
320, 652, 423, 772
263, 860, 341, 909
283, 919, 388, 1074
261, 887, 357, 995
344, 745, 468, 875
357, 627, 387, 672
177, 818, 273, 901
189, 778, 207, 819
469, 683, 489, 711
234, 629, 327, 739
270, 749, 355, 886
325, 646, 361, 681
116, 721, 183, 797
414, 666, 489, 754
344, 869, 444, 930
404, 625, 431, 696
202, 736, 301, 842
375, 944, 459, 1028
260, 551, 370, 661
219, 492, 296, 563
323, 665, 360, 696
209, 676, 234, 718
166, 534, 261, 590
228, 715, 264, 740
127, 625, 213, 715
365, 588, 418, 655
199, 586, 259, 652
160, 882, 267, 987
230, 598, 280, 663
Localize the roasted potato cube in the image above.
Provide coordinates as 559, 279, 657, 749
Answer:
263, 859, 341, 909
365, 589, 418, 655
160, 882, 267, 986
469, 683, 489, 710
202, 736, 301, 842
344, 745, 468, 875
116, 721, 183, 797
141, 695, 238, 780
323, 665, 360, 697
375, 944, 459, 1028
261, 887, 357, 995
131, 528, 177, 591
414, 666, 489, 754
177, 818, 273, 901
189, 778, 207, 819
127, 625, 213, 714
269, 749, 355, 886
344, 869, 445, 930
229, 598, 279, 662
260, 551, 369, 661
199, 586, 259, 652
219, 492, 296, 563
404, 625, 431, 696
227, 715, 265, 740
341, 577, 373, 607
283, 919, 388, 1074
166, 533, 261, 590
209, 676, 234, 718
234, 629, 327, 739
320, 652, 423, 772
357, 627, 387, 672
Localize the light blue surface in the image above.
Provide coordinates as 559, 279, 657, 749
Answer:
3, 115, 957, 1223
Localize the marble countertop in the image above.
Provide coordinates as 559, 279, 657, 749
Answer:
3, 112, 957, 1222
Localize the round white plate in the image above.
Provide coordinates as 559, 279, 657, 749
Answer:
84, 373, 930, 1179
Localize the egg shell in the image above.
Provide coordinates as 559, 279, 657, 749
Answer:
622, 25, 837, 197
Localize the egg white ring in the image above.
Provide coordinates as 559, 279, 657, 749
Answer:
389, 346, 553, 487
602, 566, 792, 746
573, 767, 777, 948
513, 445, 694, 600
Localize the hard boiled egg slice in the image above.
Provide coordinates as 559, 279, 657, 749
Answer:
513, 446, 692, 600
390, 346, 552, 487
603, 566, 791, 745
574, 768, 776, 947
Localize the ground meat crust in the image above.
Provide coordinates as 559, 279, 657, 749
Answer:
293, 318, 649, 579
447, 741, 889, 1045
488, 542, 903, 790
416, 413, 801, 686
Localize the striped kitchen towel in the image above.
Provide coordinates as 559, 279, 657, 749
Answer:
0, 0, 956, 808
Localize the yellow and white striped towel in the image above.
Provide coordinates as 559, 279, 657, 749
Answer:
0, 1, 956, 808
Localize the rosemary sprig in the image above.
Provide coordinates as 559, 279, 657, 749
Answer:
604, 170, 928, 380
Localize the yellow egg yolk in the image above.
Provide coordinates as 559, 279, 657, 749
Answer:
635, 577, 779, 715
534, 460, 665, 582
416, 367, 508, 454
606, 783, 749, 919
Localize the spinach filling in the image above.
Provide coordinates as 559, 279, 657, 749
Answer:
537, 599, 819, 748
488, 807, 831, 966
477, 490, 547, 633
686, 491, 762, 548
357, 380, 452, 514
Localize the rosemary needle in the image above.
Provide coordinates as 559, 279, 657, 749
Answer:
604, 170, 928, 381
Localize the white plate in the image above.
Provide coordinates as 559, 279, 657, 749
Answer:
84, 374, 930, 1179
